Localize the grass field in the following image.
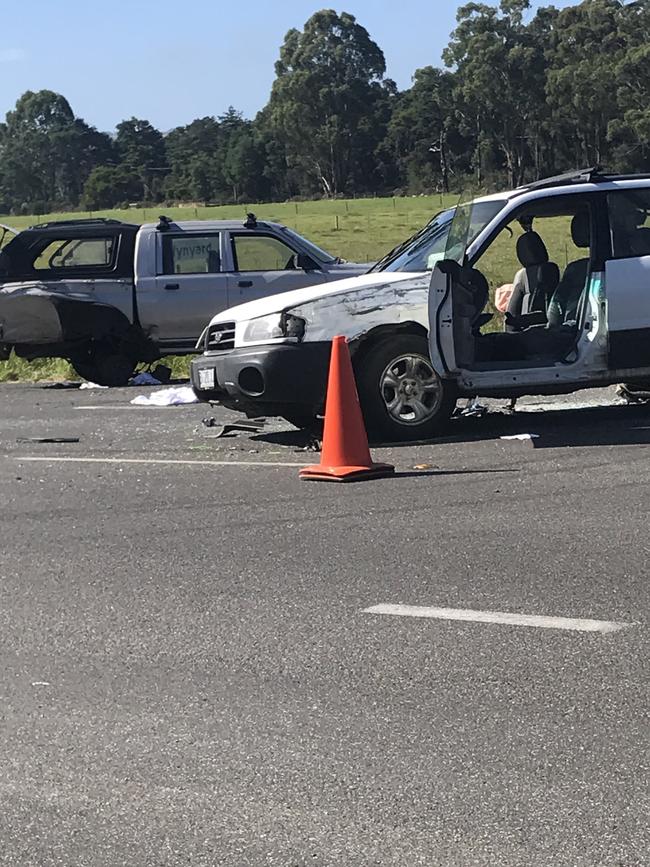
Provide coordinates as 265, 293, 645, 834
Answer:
0, 192, 582, 382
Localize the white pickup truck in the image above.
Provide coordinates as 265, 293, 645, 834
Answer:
0, 214, 367, 385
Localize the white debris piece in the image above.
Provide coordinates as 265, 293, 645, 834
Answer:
500, 433, 540, 441
79, 381, 108, 389
130, 386, 198, 406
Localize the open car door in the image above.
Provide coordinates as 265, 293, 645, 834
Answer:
428, 195, 474, 374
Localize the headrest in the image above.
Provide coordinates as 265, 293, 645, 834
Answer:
516, 231, 549, 267
571, 212, 590, 248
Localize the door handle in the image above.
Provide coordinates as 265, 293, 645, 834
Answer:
164, 282, 180, 290
238, 280, 253, 288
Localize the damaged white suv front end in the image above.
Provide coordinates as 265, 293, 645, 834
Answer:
190, 208, 458, 440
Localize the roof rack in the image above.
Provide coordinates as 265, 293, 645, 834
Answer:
29, 217, 130, 229
520, 167, 650, 193
519, 166, 605, 192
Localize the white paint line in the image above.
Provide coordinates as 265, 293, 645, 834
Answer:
362, 604, 630, 634
15, 456, 305, 468
74, 405, 178, 410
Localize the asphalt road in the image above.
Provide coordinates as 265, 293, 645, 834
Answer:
0, 382, 647, 866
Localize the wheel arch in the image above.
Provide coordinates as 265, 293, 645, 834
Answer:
350, 321, 429, 365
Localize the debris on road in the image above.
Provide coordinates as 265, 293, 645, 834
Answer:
41, 380, 81, 389
454, 398, 488, 419
130, 386, 198, 407
130, 371, 162, 386
203, 421, 266, 438
500, 433, 539, 441
616, 383, 650, 404
79, 381, 108, 389
295, 435, 322, 452
16, 436, 80, 444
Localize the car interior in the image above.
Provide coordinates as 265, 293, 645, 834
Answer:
446, 199, 596, 371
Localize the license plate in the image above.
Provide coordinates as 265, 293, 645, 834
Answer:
198, 368, 216, 389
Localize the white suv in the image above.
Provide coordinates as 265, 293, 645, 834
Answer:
191, 169, 650, 440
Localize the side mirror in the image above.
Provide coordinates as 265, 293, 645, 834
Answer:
296, 253, 319, 271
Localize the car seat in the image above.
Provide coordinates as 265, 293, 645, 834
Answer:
505, 231, 559, 331
546, 212, 591, 328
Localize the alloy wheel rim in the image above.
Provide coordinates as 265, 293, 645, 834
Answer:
379, 353, 443, 426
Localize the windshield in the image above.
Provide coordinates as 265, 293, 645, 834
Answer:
281, 227, 337, 265
445, 198, 507, 264
371, 209, 455, 273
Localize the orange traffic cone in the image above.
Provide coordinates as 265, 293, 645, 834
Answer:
299, 336, 395, 482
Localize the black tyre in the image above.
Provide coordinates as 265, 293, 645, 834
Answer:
71, 352, 136, 387
355, 334, 455, 442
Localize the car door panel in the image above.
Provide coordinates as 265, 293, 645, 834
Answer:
606, 256, 650, 368
226, 231, 326, 306
137, 231, 228, 349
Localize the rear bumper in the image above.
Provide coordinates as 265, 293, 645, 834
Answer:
190, 342, 331, 416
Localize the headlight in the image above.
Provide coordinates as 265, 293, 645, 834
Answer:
241, 312, 306, 344
280, 312, 305, 340
242, 314, 283, 344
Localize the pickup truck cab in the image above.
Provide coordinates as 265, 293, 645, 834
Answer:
191, 169, 650, 440
0, 214, 366, 385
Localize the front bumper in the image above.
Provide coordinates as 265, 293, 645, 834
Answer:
190, 342, 331, 416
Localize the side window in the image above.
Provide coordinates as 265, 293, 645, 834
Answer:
231, 235, 297, 271
162, 234, 221, 274
34, 237, 116, 270
607, 190, 650, 259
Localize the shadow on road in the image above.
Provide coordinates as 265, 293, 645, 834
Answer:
252, 402, 650, 451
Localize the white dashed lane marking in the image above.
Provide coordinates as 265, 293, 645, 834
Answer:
363, 604, 632, 634
15, 456, 305, 468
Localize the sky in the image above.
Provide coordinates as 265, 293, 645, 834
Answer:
0, 0, 578, 134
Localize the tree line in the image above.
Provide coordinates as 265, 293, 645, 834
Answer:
0, 0, 648, 215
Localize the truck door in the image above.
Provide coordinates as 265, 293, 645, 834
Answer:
604, 188, 650, 370
225, 232, 325, 306
138, 230, 227, 353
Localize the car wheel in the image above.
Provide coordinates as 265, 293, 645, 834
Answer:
71, 351, 136, 387
356, 334, 455, 441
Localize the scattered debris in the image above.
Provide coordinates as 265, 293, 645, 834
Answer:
41, 380, 81, 389
31, 681, 51, 687
151, 364, 172, 383
454, 397, 488, 418
295, 435, 322, 452
203, 421, 265, 438
413, 463, 439, 470
500, 433, 539, 441
616, 383, 650, 404
79, 381, 108, 389
130, 371, 161, 386
16, 436, 80, 444
502, 397, 518, 414
130, 386, 198, 406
